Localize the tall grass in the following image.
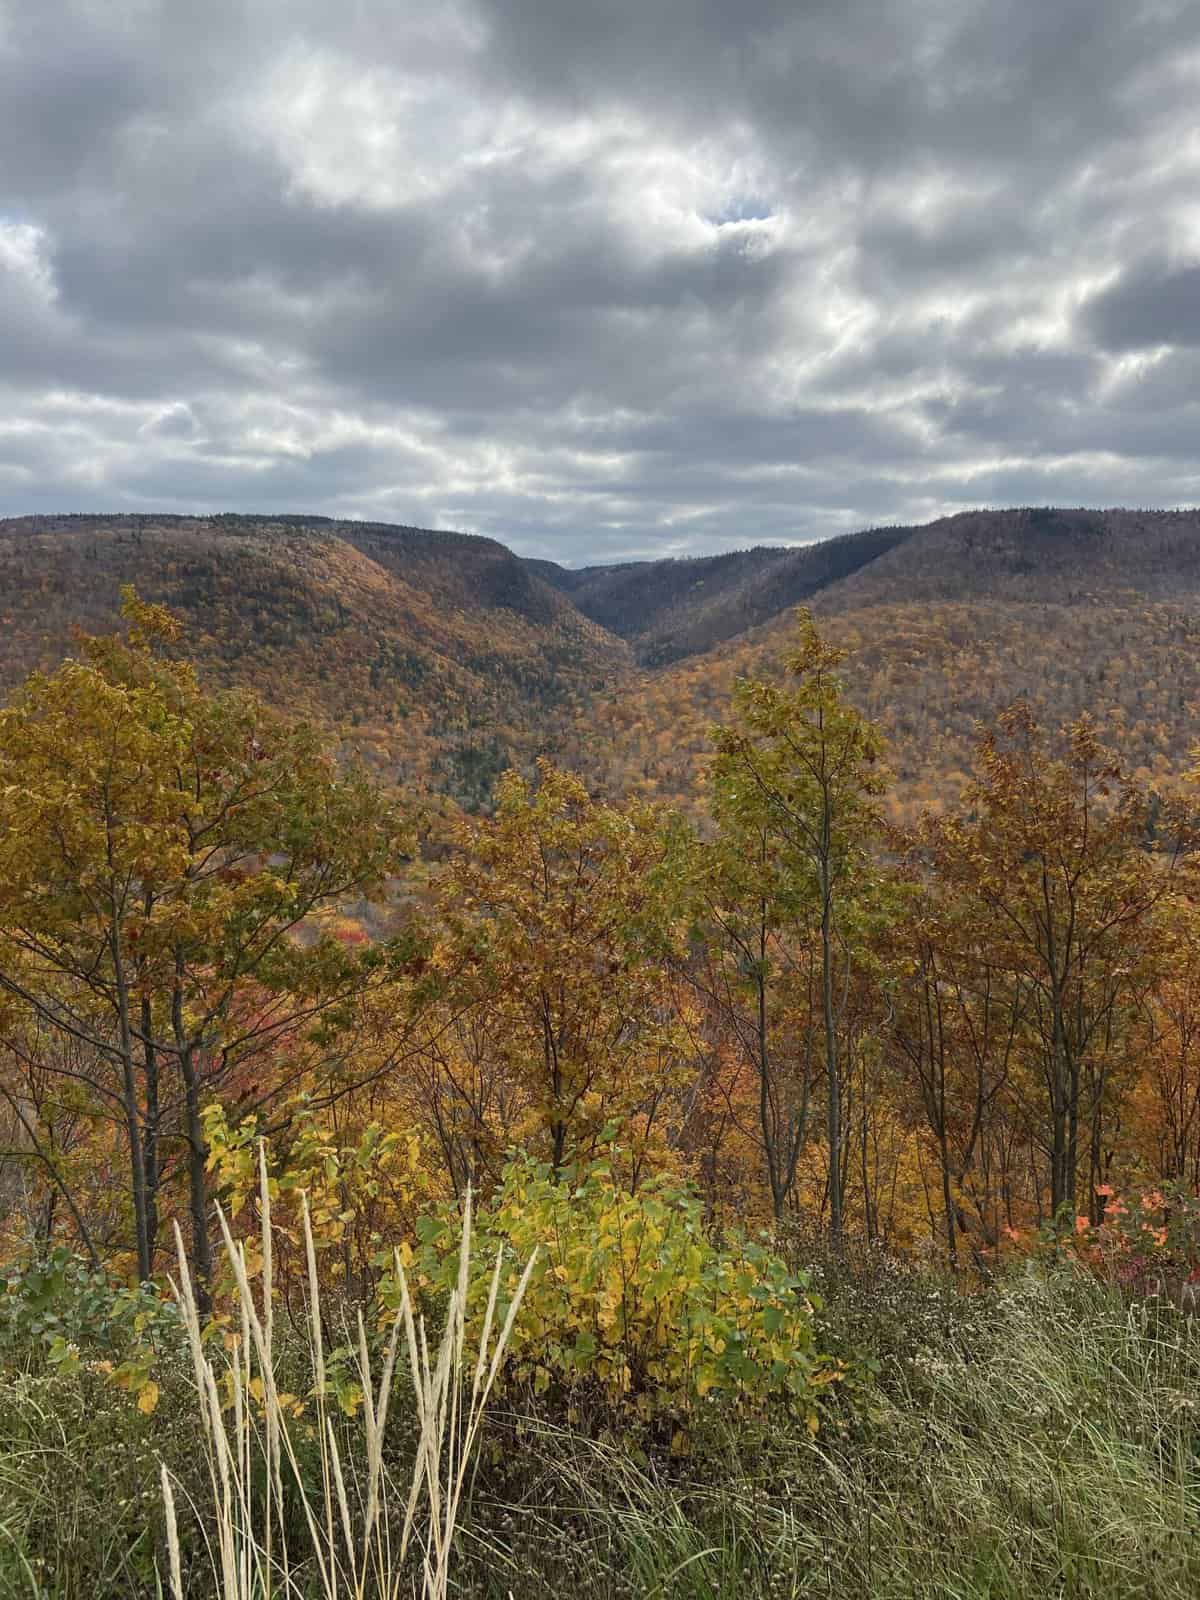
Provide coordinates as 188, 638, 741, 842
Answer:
462, 1270, 1200, 1598
162, 1145, 535, 1600
2, 1232, 1197, 1595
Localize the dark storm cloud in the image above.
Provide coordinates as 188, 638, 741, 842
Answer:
2, 0, 1199, 558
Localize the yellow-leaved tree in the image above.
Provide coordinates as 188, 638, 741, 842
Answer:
709, 612, 888, 1244
0, 590, 411, 1294
431, 761, 693, 1183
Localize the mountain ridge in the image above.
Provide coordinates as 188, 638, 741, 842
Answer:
5, 505, 1200, 814
530, 525, 912, 664
0, 512, 631, 807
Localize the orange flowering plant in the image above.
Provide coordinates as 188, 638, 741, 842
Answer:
1063, 1182, 1200, 1297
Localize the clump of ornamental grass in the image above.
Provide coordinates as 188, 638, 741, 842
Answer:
161, 1144, 535, 1600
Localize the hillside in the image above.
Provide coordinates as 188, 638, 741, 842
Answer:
533, 524, 910, 665
564, 508, 1200, 820
0, 514, 632, 807
5, 506, 1200, 820
822, 506, 1200, 608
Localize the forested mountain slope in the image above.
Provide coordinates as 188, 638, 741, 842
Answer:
5, 506, 1200, 818
0, 514, 631, 807
566, 508, 1200, 819
533, 524, 910, 665
822, 506, 1200, 607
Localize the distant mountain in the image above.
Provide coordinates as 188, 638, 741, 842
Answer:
563, 507, 1200, 820
6, 505, 1200, 817
0, 514, 631, 807
529, 507, 1200, 666
530, 525, 910, 665
814, 507, 1200, 610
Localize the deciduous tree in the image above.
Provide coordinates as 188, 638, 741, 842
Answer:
0, 591, 409, 1289
921, 706, 1187, 1223
434, 761, 690, 1178
710, 612, 887, 1243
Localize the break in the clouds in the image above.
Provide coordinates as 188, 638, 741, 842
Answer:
2, 1, 1200, 562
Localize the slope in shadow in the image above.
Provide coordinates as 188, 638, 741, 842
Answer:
532, 523, 912, 664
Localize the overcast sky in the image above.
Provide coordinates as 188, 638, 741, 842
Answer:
2, 1, 1199, 562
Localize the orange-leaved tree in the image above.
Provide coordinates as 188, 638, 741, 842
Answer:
921, 705, 1190, 1225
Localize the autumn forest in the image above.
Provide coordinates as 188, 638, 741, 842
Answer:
3, 510, 1200, 1598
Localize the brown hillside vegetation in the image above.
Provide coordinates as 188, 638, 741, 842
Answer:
566, 508, 1200, 819
4, 507, 1200, 819
568, 599, 1200, 820
826, 505, 1200, 608
0, 513, 631, 806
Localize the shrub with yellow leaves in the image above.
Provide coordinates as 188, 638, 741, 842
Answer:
392, 1154, 840, 1430
205, 1097, 440, 1297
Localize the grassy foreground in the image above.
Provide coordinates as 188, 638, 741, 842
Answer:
0, 1259, 1197, 1598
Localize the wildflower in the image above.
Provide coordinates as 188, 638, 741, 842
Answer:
1075, 1214, 1090, 1235
1094, 1183, 1113, 1198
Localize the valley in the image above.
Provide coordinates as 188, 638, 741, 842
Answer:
6, 505, 1200, 820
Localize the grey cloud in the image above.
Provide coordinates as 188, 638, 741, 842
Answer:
474, 0, 1198, 179
141, 404, 199, 440
1, 0, 1199, 557
855, 207, 1040, 295
1083, 258, 1200, 351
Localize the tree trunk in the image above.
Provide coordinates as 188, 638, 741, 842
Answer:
179, 1043, 214, 1312
112, 934, 152, 1281
173, 957, 212, 1309
756, 912, 785, 1221
938, 1120, 958, 1271
820, 844, 842, 1248
141, 997, 161, 1265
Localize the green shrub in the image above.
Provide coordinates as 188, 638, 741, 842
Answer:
0, 1247, 179, 1410
396, 1157, 841, 1428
